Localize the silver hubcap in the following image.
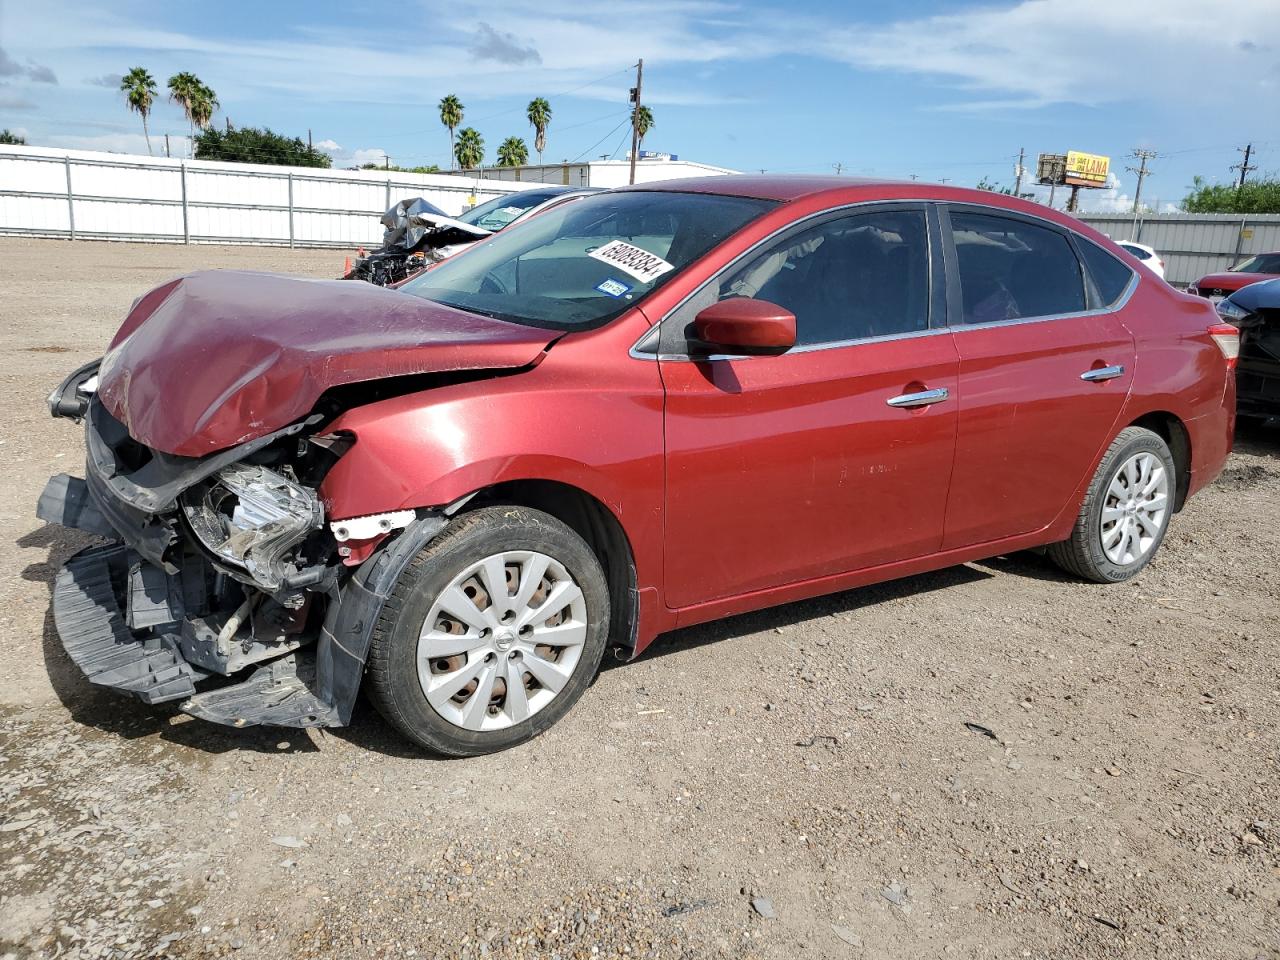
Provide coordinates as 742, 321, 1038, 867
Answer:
1100, 452, 1170, 566
417, 550, 588, 732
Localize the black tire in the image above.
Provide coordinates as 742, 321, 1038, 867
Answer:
366, 506, 610, 757
1048, 426, 1176, 583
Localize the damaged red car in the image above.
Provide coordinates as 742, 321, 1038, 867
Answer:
39, 177, 1236, 757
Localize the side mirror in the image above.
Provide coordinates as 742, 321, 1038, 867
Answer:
692, 298, 796, 354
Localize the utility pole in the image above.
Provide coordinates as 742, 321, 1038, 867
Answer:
628, 58, 644, 186
1126, 148, 1156, 214
908, 174, 918, 181
164, 134, 170, 159
1231, 143, 1256, 189
833, 162, 843, 175
1014, 146, 1025, 196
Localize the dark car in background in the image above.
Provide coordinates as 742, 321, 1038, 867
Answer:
1189, 252, 1280, 301
1216, 278, 1280, 420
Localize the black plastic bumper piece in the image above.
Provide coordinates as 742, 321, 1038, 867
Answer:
37, 473, 118, 539
181, 653, 337, 728
53, 544, 204, 705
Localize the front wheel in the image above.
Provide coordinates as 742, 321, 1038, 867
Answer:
366, 506, 611, 757
1047, 426, 1176, 583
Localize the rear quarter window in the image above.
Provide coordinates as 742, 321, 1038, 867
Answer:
1079, 240, 1136, 307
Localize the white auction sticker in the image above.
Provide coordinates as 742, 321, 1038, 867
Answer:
587, 240, 675, 284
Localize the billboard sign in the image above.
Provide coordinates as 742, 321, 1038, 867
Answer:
1064, 151, 1110, 187
1037, 153, 1066, 185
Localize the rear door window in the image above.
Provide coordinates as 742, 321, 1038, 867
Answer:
948, 211, 1086, 324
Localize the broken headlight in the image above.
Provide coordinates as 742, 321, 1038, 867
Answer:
182, 463, 324, 590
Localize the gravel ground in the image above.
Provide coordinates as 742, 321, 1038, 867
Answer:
1, 237, 1278, 960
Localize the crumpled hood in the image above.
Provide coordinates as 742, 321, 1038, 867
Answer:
1196, 271, 1277, 291
98, 271, 555, 457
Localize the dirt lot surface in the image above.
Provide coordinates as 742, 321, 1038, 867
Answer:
1, 237, 1278, 960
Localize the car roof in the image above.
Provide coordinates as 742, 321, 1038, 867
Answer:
621, 174, 1112, 239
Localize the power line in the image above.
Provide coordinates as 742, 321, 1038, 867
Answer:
1231, 143, 1257, 188
628, 59, 644, 185
1126, 148, 1157, 214
569, 115, 632, 163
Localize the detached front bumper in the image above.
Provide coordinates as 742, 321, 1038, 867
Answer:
46, 501, 338, 727
38, 389, 447, 731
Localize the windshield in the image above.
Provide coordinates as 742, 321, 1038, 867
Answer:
457, 190, 568, 231
401, 190, 777, 330
1232, 253, 1280, 274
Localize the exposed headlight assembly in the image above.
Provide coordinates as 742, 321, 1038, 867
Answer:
183, 463, 324, 590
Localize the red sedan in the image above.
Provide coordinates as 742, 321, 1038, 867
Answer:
40, 177, 1236, 757
1189, 251, 1280, 300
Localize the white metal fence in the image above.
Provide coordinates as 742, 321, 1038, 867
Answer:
1073, 211, 1280, 287
0, 146, 532, 248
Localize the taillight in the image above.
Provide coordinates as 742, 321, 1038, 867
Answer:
1208, 322, 1240, 369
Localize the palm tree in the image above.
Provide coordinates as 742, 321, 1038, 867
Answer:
632, 105, 655, 150
190, 82, 219, 133
121, 67, 158, 156
496, 136, 529, 167
526, 97, 551, 165
439, 95, 464, 171
454, 127, 484, 171
167, 72, 201, 143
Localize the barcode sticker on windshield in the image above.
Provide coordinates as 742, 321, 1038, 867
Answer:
587, 240, 675, 284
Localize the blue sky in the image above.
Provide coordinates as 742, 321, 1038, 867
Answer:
2, 0, 1277, 210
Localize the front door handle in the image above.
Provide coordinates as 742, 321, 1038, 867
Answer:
886, 387, 950, 408
1080, 364, 1125, 382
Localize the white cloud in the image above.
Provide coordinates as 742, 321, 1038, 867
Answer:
314, 138, 341, 152
351, 147, 389, 168
0, 92, 38, 110
813, 0, 1280, 111
14, 0, 1274, 115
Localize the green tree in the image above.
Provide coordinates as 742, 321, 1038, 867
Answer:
190, 82, 219, 133
167, 72, 200, 141
454, 127, 484, 171
496, 136, 529, 167
526, 97, 551, 165
439, 94, 464, 171
120, 67, 158, 156
0, 129, 26, 145
360, 162, 442, 174
192, 126, 331, 167
1183, 175, 1280, 214
632, 105, 655, 148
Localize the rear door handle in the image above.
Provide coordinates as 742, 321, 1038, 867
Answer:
886, 387, 950, 408
1080, 364, 1125, 382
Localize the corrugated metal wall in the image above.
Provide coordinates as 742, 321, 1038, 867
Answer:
0, 146, 533, 248
1073, 212, 1280, 287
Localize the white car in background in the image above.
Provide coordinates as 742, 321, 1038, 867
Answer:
1117, 241, 1166, 279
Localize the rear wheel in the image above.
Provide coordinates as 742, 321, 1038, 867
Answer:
366, 506, 610, 757
1047, 427, 1175, 583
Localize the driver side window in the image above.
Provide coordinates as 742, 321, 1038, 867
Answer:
662, 208, 930, 353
